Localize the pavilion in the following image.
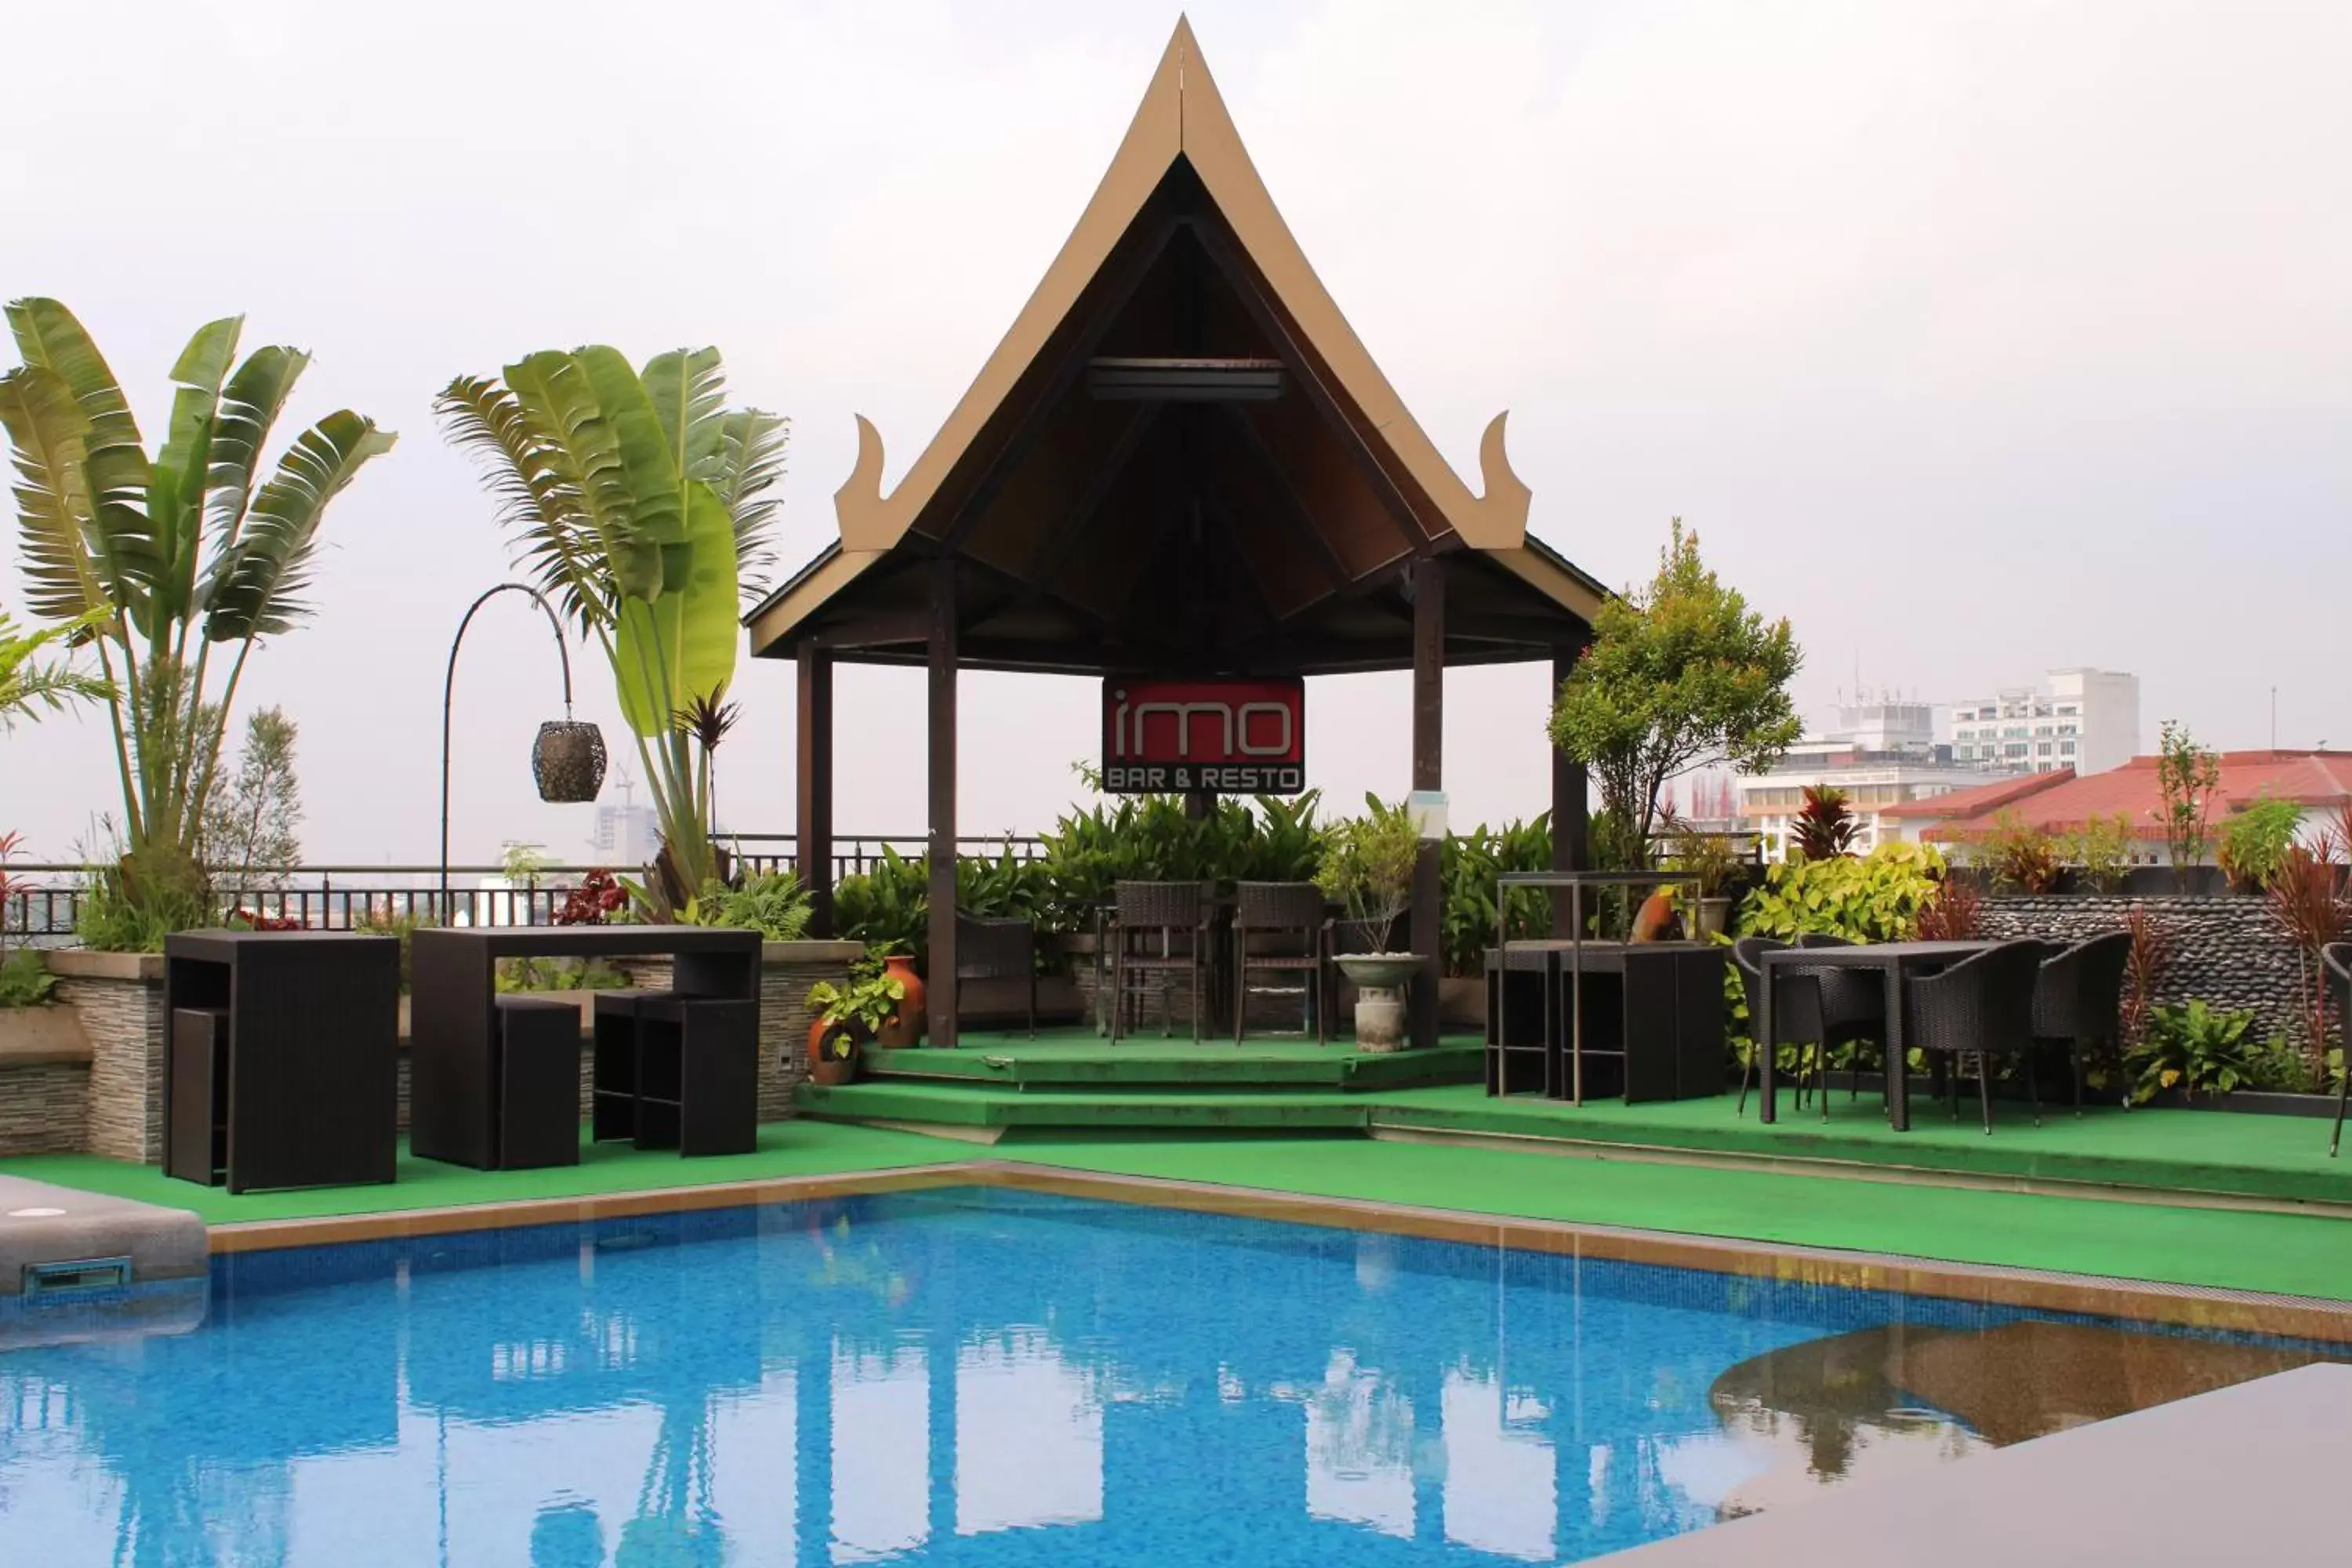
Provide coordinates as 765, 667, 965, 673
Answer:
748, 19, 1609, 1047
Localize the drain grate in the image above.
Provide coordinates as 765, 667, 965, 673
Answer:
23, 1257, 133, 1296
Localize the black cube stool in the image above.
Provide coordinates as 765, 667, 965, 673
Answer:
493, 995, 583, 1170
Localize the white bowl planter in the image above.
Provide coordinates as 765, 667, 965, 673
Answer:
1334, 953, 1423, 1053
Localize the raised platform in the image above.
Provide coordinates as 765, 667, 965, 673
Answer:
800, 1061, 2352, 1211
861, 1029, 1486, 1091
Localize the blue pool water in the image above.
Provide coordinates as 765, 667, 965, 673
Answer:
0, 1187, 2123, 1565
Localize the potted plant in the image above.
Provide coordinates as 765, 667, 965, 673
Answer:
1665, 826, 1742, 937
804, 957, 907, 1087
1317, 797, 1424, 1052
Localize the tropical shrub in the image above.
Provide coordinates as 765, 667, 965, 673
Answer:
0, 947, 56, 1009
554, 869, 629, 926
1, 604, 111, 728
2062, 813, 2132, 891
1439, 816, 1552, 977
1787, 786, 1857, 862
1317, 797, 1421, 954
1913, 877, 1983, 942
2215, 797, 2304, 893
808, 952, 907, 1064
2264, 840, 2349, 1081
833, 847, 931, 963
683, 869, 813, 942
437, 346, 785, 916
2119, 903, 2169, 1054
1973, 811, 2062, 894
1, 299, 394, 927
2127, 1000, 2258, 1103
1737, 841, 1947, 945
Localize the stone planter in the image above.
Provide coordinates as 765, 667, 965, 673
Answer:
0, 1004, 93, 1158
1336, 954, 1422, 1054
1697, 898, 1732, 939
45, 950, 167, 1163
616, 939, 862, 1121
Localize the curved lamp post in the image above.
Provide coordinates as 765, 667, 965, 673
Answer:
438, 583, 607, 924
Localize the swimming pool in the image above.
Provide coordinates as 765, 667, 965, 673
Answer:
0, 1185, 2321, 1565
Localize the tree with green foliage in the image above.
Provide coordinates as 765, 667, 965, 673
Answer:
2153, 719, 2221, 888
436, 347, 785, 918
1548, 521, 1802, 861
0, 299, 394, 932
201, 706, 303, 890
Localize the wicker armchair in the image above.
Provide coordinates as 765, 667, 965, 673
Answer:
1789, 933, 1893, 1106
1730, 937, 1826, 1116
1903, 938, 2046, 1133
2323, 942, 2350, 1158
2031, 931, 2130, 1113
956, 912, 1036, 1037
1231, 881, 1334, 1045
1109, 881, 1211, 1044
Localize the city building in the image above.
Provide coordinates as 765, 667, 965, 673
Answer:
1881, 749, 2352, 858
1737, 698, 2012, 859
590, 776, 661, 870
1947, 668, 2141, 776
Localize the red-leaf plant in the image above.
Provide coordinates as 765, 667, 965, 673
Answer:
2120, 903, 2172, 1058
2267, 837, 2350, 1086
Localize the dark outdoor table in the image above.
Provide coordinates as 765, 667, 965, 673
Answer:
162, 930, 400, 1192
1755, 940, 1994, 1130
409, 926, 761, 1169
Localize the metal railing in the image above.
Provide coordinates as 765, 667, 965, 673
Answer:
1, 835, 1050, 940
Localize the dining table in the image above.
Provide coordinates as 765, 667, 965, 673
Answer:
1753, 939, 1997, 1130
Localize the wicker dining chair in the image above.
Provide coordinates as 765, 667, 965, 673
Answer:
2030, 930, 2130, 1113
955, 911, 1036, 1038
1109, 881, 1211, 1044
1730, 937, 1828, 1117
1231, 881, 1334, 1045
2323, 942, 2351, 1158
1791, 933, 1893, 1109
1903, 938, 2046, 1134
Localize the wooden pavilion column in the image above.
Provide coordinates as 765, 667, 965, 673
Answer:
1551, 640, 1590, 937
1409, 556, 1444, 1051
927, 557, 960, 1047
796, 644, 835, 937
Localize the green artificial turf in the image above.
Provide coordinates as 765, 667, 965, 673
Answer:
0, 1120, 971, 1226
992, 1131, 2352, 1303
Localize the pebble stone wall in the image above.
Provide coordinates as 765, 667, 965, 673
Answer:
1979, 893, 2321, 1048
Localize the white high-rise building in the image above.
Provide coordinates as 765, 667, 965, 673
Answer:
1946, 668, 2141, 777
589, 775, 661, 869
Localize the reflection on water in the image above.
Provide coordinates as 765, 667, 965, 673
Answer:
0, 1190, 2328, 1566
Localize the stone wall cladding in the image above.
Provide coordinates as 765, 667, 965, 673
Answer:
55, 969, 168, 1163
1980, 893, 2314, 1045
0, 1062, 92, 1156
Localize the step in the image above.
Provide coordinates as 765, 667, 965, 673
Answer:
860, 1040, 1483, 1093
797, 1080, 1374, 1131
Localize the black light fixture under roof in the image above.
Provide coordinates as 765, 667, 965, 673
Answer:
438, 583, 606, 923
1086, 356, 1284, 401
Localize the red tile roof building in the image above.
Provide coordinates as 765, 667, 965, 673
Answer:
1880, 750, 2352, 854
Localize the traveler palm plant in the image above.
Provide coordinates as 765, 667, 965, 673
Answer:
435, 347, 785, 916
0, 299, 394, 924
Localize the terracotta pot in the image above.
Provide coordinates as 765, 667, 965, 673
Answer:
876, 954, 926, 1047
806, 1017, 856, 1086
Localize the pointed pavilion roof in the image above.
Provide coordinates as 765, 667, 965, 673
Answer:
747, 16, 1605, 676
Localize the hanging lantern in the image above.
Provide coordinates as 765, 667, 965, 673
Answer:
533, 719, 607, 803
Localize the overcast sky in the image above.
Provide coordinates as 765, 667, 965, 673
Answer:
3, 0, 2347, 869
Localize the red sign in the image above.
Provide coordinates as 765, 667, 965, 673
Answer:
1102, 678, 1306, 794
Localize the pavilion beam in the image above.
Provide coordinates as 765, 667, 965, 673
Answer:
938, 216, 1182, 554
1410, 555, 1445, 1051
1018, 398, 1167, 601
1218, 403, 1355, 594
1552, 639, 1591, 936
1188, 220, 1428, 551
927, 556, 960, 1047
795, 643, 836, 937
